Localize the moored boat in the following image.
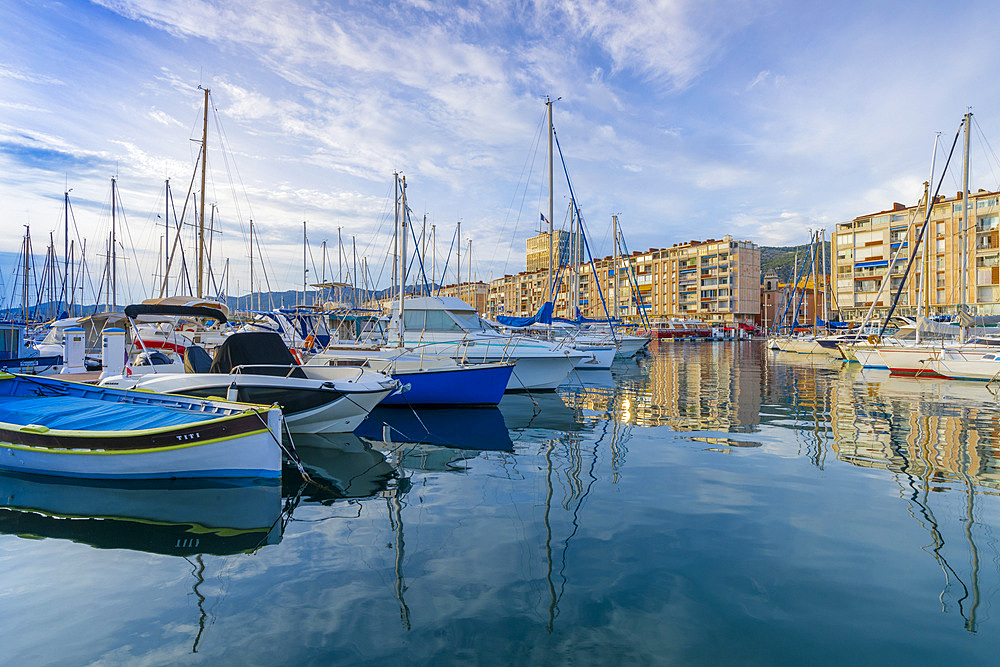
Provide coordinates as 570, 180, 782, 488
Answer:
103, 331, 397, 433
0, 372, 282, 479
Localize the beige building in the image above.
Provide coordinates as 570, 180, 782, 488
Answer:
490, 235, 761, 325
833, 188, 1000, 320
525, 230, 581, 273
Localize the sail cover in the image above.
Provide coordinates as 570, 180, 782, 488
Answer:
496, 302, 554, 328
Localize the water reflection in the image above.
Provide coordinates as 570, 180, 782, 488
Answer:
601, 341, 1000, 633
0, 472, 282, 556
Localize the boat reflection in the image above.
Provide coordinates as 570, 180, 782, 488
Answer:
357, 406, 514, 451
500, 392, 587, 433
0, 472, 282, 556
287, 433, 397, 503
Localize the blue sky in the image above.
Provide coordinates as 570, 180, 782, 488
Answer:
2, 0, 1000, 304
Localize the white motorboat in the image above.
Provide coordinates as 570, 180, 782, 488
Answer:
387, 296, 587, 391
102, 331, 397, 434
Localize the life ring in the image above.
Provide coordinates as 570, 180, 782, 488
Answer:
867, 334, 881, 345
291, 348, 304, 365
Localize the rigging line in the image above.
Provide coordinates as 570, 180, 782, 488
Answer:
112, 183, 149, 302
210, 98, 255, 242
495, 108, 548, 273
403, 206, 432, 291
435, 225, 459, 295
971, 115, 1000, 191
881, 120, 963, 336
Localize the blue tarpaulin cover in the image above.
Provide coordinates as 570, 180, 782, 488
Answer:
497, 302, 553, 327
0, 395, 220, 432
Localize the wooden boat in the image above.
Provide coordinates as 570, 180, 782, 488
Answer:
0, 373, 282, 480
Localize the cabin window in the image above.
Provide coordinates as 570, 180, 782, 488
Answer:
403, 310, 425, 330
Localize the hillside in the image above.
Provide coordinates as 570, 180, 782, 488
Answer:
759, 242, 830, 282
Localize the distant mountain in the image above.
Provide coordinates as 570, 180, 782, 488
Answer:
759, 243, 831, 282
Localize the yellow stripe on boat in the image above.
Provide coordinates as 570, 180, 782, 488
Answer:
0, 427, 272, 455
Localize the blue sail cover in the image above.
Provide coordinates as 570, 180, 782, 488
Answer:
496, 302, 553, 328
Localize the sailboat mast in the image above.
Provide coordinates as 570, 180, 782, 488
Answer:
302, 221, 308, 306
456, 220, 461, 301
612, 214, 618, 320
468, 238, 472, 308
249, 219, 254, 309
22, 226, 30, 325
398, 175, 407, 347
547, 97, 554, 304
63, 189, 69, 313
961, 110, 971, 334
812, 229, 819, 329
111, 177, 117, 311
198, 87, 209, 299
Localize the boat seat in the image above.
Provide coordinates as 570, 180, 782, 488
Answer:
184, 345, 214, 373
134, 350, 172, 366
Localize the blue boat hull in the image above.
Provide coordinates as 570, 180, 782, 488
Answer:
379, 363, 513, 406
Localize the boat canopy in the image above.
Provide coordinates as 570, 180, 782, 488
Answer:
209, 332, 298, 374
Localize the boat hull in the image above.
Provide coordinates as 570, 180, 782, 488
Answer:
109, 373, 393, 434
0, 403, 281, 480
380, 363, 514, 406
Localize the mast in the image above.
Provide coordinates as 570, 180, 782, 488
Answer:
961, 110, 971, 342
111, 177, 118, 311
22, 226, 30, 325
68, 239, 75, 316
547, 97, 554, 305
198, 86, 209, 299
821, 229, 828, 323
456, 220, 461, 301
431, 224, 436, 294
812, 229, 819, 329
468, 238, 473, 310
249, 220, 254, 310
612, 214, 618, 320
63, 189, 69, 314
397, 174, 407, 347
393, 175, 399, 294
302, 221, 308, 307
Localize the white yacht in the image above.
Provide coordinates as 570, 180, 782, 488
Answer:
386, 296, 588, 391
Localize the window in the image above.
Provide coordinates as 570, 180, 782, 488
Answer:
936, 222, 945, 236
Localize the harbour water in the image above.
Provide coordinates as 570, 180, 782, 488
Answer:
3, 340, 1000, 663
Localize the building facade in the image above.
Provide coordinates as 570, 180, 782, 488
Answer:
833, 189, 1000, 320
525, 230, 582, 273
490, 235, 761, 325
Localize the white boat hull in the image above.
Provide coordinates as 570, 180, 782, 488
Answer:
0, 410, 282, 480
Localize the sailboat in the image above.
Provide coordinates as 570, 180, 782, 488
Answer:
308, 174, 524, 400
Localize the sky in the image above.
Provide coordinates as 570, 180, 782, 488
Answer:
3, 0, 1000, 306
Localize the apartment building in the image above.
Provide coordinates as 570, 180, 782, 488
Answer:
489, 235, 761, 325
525, 229, 582, 273
833, 188, 1000, 320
